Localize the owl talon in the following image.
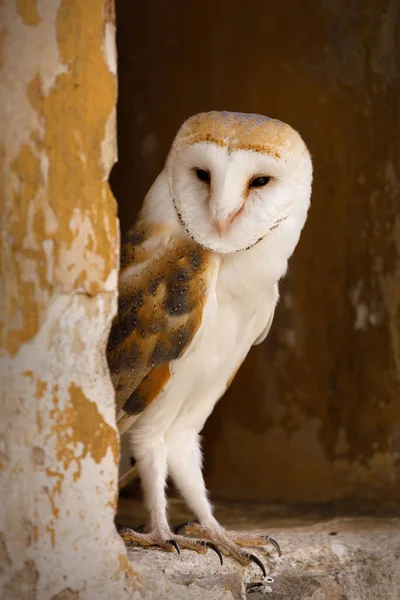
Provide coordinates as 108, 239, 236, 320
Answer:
173, 535, 224, 563
171, 521, 280, 576
262, 535, 281, 557
167, 539, 181, 554
174, 521, 280, 557
248, 553, 266, 578
205, 541, 224, 565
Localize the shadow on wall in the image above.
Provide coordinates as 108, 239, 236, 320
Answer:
110, 0, 400, 508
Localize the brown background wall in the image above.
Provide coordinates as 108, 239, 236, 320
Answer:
111, 0, 400, 508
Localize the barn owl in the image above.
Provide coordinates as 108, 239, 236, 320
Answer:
108, 111, 312, 575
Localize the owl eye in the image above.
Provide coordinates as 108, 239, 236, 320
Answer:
196, 169, 211, 183
250, 176, 270, 187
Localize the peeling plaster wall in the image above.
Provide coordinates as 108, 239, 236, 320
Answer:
0, 1, 135, 597
111, 0, 400, 507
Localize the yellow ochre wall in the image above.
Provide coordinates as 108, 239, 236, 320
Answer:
0, 1, 135, 597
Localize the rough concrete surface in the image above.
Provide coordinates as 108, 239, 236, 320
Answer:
121, 501, 400, 600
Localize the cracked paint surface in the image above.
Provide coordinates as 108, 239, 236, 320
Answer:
0, 1, 135, 598
1, 0, 118, 358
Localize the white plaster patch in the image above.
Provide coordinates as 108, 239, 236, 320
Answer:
103, 21, 117, 76
101, 106, 117, 175
42, 238, 54, 284
18, 254, 50, 306
104, 268, 118, 293
330, 540, 349, 565
43, 203, 58, 236
37, 0, 67, 95
40, 151, 50, 186
100, 16, 117, 177
1, 0, 64, 158
24, 187, 41, 251
55, 209, 105, 291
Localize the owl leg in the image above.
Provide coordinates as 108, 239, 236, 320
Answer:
167, 430, 280, 577
119, 435, 222, 563
118, 437, 172, 549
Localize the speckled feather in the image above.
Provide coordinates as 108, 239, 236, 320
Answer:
107, 219, 215, 434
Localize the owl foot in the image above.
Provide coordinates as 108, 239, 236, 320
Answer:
118, 526, 223, 564
175, 521, 281, 577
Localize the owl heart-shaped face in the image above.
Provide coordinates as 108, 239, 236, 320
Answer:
167, 111, 312, 254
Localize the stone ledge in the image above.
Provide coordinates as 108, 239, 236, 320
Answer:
125, 514, 400, 600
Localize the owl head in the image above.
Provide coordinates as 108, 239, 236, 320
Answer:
165, 111, 312, 254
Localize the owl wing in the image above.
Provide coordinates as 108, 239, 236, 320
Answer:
252, 283, 279, 345
107, 218, 216, 437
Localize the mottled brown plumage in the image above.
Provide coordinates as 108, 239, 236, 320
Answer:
107, 220, 214, 434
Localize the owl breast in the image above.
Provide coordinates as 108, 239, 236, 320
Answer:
128, 259, 278, 442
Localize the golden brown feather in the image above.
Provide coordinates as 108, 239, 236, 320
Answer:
107, 219, 215, 435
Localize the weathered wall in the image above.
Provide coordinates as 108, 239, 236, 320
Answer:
111, 0, 400, 507
0, 1, 135, 597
